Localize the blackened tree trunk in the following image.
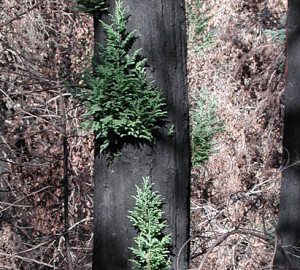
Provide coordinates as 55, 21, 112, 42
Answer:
93, 1, 190, 270
273, 1, 300, 269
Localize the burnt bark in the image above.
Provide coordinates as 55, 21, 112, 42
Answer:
273, 1, 300, 269
93, 1, 190, 270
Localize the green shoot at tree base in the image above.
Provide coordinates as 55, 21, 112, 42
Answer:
128, 177, 171, 270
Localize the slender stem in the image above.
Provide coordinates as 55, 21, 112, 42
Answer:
63, 135, 73, 270
60, 92, 74, 270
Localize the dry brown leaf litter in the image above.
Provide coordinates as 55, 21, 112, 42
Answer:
188, 0, 285, 269
0, 0, 286, 269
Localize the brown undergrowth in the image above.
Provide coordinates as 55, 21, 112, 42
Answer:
0, 0, 286, 269
0, 1, 94, 268
188, 0, 286, 269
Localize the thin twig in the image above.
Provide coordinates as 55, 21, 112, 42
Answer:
0, 186, 53, 213
68, 217, 92, 232
177, 237, 193, 270
197, 229, 267, 270
0, 2, 42, 28
0, 253, 54, 268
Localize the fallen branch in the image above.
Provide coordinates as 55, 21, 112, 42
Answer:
0, 2, 42, 28
0, 252, 54, 268
197, 229, 267, 270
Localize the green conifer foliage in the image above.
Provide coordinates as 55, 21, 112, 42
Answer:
76, 0, 106, 15
191, 90, 224, 166
77, 1, 166, 154
128, 177, 171, 270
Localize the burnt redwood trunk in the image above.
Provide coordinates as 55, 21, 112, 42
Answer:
93, 1, 190, 270
273, 1, 300, 269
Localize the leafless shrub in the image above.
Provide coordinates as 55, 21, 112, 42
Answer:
0, 0, 94, 268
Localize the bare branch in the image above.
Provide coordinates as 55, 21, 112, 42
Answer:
0, 2, 42, 28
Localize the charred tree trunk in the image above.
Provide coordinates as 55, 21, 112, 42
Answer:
273, 1, 300, 269
93, 1, 190, 270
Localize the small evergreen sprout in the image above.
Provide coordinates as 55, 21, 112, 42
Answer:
76, 1, 166, 154
76, 0, 106, 16
191, 89, 224, 166
128, 177, 171, 270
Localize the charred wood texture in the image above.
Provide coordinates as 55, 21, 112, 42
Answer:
274, 0, 300, 269
93, 1, 190, 269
